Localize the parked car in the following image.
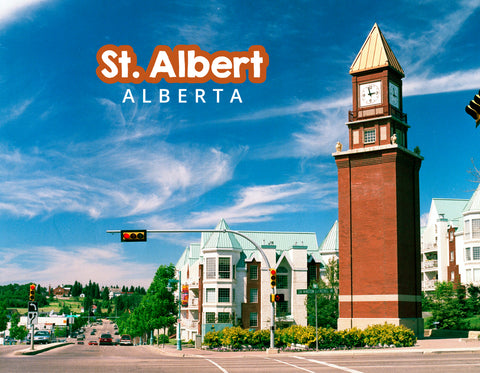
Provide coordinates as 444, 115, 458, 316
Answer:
119, 334, 132, 346
99, 333, 113, 345
88, 340, 98, 345
4, 336, 17, 345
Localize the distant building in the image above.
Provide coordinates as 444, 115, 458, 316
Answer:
175, 219, 338, 341
51, 286, 71, 297
421, 184, 480, 291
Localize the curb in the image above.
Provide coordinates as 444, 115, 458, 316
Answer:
14, 342, 73, 355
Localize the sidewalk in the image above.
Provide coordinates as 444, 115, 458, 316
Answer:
150, 337, 480, 358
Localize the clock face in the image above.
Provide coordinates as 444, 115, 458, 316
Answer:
359, 81, 381, 107
389, 81, 400, 108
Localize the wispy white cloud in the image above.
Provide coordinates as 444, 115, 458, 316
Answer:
404, 68, 480, 97
0, 0, 51, 29
184, 181, 337, 227
0, 244, 156, 287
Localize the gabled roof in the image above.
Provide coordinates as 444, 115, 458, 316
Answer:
463, 184, 480, 214
350, 23, 404, 77
202, 219, 242, 250
318, 220, 338, 253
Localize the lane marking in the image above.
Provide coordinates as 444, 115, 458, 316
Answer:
204, 358, 229, 373
294, 356, 364, 373
267, 358, 316, 372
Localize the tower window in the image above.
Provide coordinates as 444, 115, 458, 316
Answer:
364, 129, 376, 144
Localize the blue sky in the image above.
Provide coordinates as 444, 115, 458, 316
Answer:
1, 0, 480, 288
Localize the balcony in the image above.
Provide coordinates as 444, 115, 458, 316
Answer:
422, 243, 438, 253
421, 260, 438, 270
422, 279, 438, 291
349, 104, 407, 123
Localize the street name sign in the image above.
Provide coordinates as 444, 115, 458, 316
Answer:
296, 288, 334, 295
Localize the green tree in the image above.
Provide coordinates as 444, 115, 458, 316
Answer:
431, 281, 467, 329
9, 313, 28, 341
123, 264, 177, 338
101, 286, 110, 302
0, 301, 8, 332
306, 258, 339, 329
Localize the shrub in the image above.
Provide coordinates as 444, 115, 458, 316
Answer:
203, 331, 221, 348
201, 323, 416, 350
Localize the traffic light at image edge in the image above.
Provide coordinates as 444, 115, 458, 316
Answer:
465, 90, 480, 127
270, 268, 276, 288
121, 230, 147, 242
29, 283, 35, 301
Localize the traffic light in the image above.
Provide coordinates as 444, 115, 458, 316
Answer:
270, 268, 276, 288
270, 293, 285, 302
465, 90, 480, 127
29, 284, 35, 301
121, 230, 147, 242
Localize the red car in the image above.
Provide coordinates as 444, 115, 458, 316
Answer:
88, 340, 98, 345
99, 333, 113, 345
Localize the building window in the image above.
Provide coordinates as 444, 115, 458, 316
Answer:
249, 312, 258, 327
451, 271, 455, 281
466, 248, 471, 261
364, 128, 376, 144
205, 312, 215, 323
465, 220, 471, 240
307, 264, 317, 285
218, 257, 231, 279
473, 219, 480, 239
205, 288, 215, 303
277, 266, 288, 289
475, 268, 480, 282
206, 258, 216, 279
450, 251, 454, 262
249, 265, 258, 280
250, 288, 258, 303
473, 247, 480, 261
218, 312, 230, 323
467, 269, 472, 283
218, 288, 230, 303
276, 301, 289, 317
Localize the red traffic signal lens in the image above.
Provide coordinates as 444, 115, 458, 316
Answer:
30, 284, 35, 291
122, 233, 130, 240
270, 269, 276, 275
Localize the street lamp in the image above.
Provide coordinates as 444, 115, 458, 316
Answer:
167, 271, 182, 351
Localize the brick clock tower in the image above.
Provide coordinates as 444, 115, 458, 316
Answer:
333, 24, 423, 335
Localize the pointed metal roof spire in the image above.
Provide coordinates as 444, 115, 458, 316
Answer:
350, 23, 404, 77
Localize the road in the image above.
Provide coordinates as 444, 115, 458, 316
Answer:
2, 319, 480, 372
2, 344, 480, 372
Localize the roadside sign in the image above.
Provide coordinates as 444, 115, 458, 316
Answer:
296, 288, 334, 295
28, 301, 38, 312
28, 312, 38, 326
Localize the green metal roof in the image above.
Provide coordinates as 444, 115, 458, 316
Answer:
463, 184, 480, 214
432, 198, 468, 221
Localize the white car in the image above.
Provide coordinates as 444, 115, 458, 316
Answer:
33, 330, 52, 344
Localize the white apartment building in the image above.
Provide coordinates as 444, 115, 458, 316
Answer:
421, 184, 480, 292
175, 219, 338, 341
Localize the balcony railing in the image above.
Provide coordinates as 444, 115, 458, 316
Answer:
422, 243, 438, 253
422, 260, 438, 270
349, 104, 407, 123
422, 279, 438, 291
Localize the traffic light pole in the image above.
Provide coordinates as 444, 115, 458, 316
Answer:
108, 228, 276, 350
